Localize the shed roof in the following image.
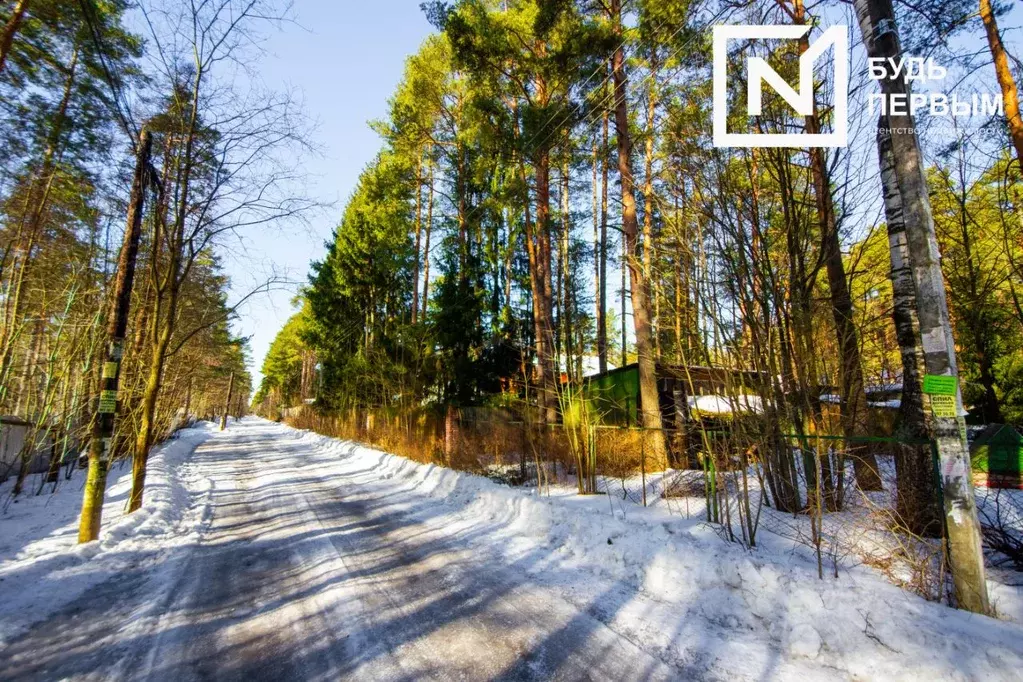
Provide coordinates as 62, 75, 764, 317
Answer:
971, 424, 1023, 451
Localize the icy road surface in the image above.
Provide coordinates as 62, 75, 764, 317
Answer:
0, 420, 686, 681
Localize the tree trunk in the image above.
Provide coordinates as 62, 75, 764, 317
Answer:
855, 0, 990, 614
444, 404, 459, 460
128, 324, 170, 512
980, 0, 1023, 171
44, 436, 60, 485
220, 371, 234, 431
877, 121, 942, 536
78, 128, 153, 543
599, 107, 609, 373
521, 69, 558, 425
539, 150, 556, 423
788, 0, 882, 492
592, 128, 603, 374
610, 0, 665, 468
974, 339, 1003, 423
621, 218, 628, 370
527, 140, 557, 424
411, 155, 423, 324
643, 55, 658, 356
561, 155, 573, 383
184, 375, 193, 419
128, 69, 202, 513
814, 153, 884, 491
0, 47, 78, 388
0, 0, 28, 76
422, 158, 434, 318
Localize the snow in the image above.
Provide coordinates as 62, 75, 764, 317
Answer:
798, 393, 902, 409
567, 354, 616, 376
868, 399, 903, 409
280, 420, 1023, 680
0, 422, 217, 646
687, 393, 764, 415
2, 416, 1022, 680
865, 382, 903, 395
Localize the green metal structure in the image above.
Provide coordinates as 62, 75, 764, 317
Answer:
970, 424, 1023, 484
581, 364, 639, 425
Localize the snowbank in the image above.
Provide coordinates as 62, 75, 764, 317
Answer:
0, 422, 217, 645
284, 420, 1023, 681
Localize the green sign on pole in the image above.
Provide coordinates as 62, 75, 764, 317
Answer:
922, 374, 958, 396
98, 390, 118, 414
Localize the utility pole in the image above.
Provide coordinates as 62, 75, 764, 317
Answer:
78, 128, 154, 543
220, 371, 234, 431
853, 0, 990, 613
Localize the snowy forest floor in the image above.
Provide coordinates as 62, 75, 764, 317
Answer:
1, 417, 1022, 681
516, 457, 1023, 624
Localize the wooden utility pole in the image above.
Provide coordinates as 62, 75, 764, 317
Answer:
78, 128, 154, 543
220, 371, 234, 431
853, 0, 990, 613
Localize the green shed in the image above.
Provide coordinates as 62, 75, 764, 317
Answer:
970, 424, 1023, 487
582, 364, 640, 425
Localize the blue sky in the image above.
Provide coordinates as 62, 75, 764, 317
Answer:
227, 1, 1023, 393
222, 1, 434, 390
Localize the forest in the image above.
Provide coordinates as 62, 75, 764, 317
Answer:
0, 0, 1021, 623
253, 0, 1023, 614
5, 0, 1023, 674
0, 1, 308, 539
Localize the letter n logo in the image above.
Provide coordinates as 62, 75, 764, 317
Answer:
712, 25, 849, 148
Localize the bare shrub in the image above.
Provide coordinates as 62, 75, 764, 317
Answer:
977, 485, 1023, 571
595, 427, 643, 479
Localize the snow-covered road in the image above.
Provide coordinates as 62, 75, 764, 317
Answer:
0, 420, 684, 680
3, 418, 1022, 681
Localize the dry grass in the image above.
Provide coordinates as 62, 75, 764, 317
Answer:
287, 407, 666, 486
288, 410, 442, 465
287, 407, 1001, 606
594, 428, 645, 480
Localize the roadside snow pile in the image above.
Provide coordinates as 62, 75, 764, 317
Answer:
284, 421, 1023, 681
0, 422, 217, 645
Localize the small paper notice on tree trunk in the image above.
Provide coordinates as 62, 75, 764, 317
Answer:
99, 390, 118, 414
102, 362, 118, 379
923, 374, 958, 395
930, 394, 956, 418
